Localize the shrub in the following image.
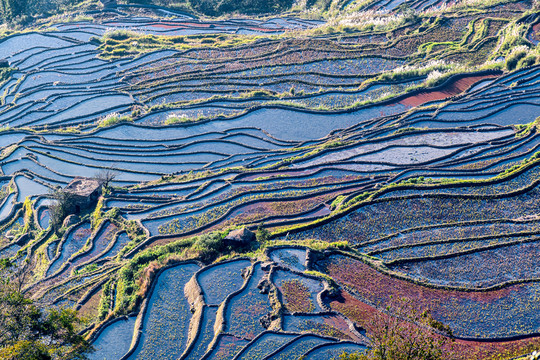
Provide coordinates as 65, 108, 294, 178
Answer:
193, 232, 223, 252
506, 46, 528, 70
0, 67, 14, 84
104, 29, 142, 41
187, 0, 295, 16
164, 113, 190, 125
104, 38, 120, 45
171, 36, 185, 43
48, 189, 77, 231
91, 198, 103, 229
98, 279, 114, 320
256, 224, 270, 242
0, 263, 92, 358
94, 169, 117, 189
111, 48, 129, 57
97, 113, 132, 128
517, 55, 537, 68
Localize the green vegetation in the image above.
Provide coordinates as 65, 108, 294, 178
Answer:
186, 0, 294, 16
21, 197, 34, 234
392, 127, 427, 135
48, 189, 78, 232
97, 113, 132, 128
0, 67, 14, 87
91, 197, 104, 229
112, 228, 350, 315
330, 195, 346, 209
515, 117, 540, 138
114, 234, 207, 314
256, 224, 271, 243
124, 0, 309, 16
0, 260, 92, 359
0, 0, 48, 24
0, 0, 98, 26
164, 113, 191, 125
3, 0, 540, 359
96, 30, 263, 58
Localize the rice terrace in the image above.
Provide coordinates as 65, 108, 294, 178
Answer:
3, 0, 540, 358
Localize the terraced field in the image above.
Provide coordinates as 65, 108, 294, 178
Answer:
2, 0, 540, 358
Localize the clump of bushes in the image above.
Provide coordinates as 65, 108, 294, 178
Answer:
48, 189, 76, 232
506, 45, 529, 70
392, 127, 426, 135
243, 89, 276, 98
379, 59, 454, 83
517, 55, 537, 68
98, 279, 115, 320
114, 228, 260, 314
164, 113, 190, 125
256, 224, 271, 243
185, 0, 294, 16
103, 29, 143, 41
192, 232, 225, 261
0, 260, 93, 359
97, 112, 133, 128
0, 67, 14, 84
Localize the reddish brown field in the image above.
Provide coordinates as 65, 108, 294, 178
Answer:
328, 290, 540, 359
400, 74, 500, 107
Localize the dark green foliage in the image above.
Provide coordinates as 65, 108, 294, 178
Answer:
194, 232, 223, 251
0, 341, 51, 360
256, 224, 270, 242
106, 32, 132, 41
98, 280, 114, 320
186, 0, 294, 16
0, 0, 29, 22
0, 67, 14, 83
111, 48, 129, 57
506, 49, 527, 70
0, 0, 92, 24
193, 232, 225, 261
48, 189, 77, 232
517, 55, 537, 68
0, 0, 53, 24
306, 0, 332, 11
0, 261, 92, 359
395, 4, 420, 25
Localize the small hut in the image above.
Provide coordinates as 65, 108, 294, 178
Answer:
224, 227, 256, 248
64, 177, 102, 213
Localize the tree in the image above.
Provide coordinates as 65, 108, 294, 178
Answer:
0, 0, 26, 21
340, 298, 455, 360
93, 169, 117, 190
0, 260, 93, 360
256, 223, 270, 243
48, 188, 76, 232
